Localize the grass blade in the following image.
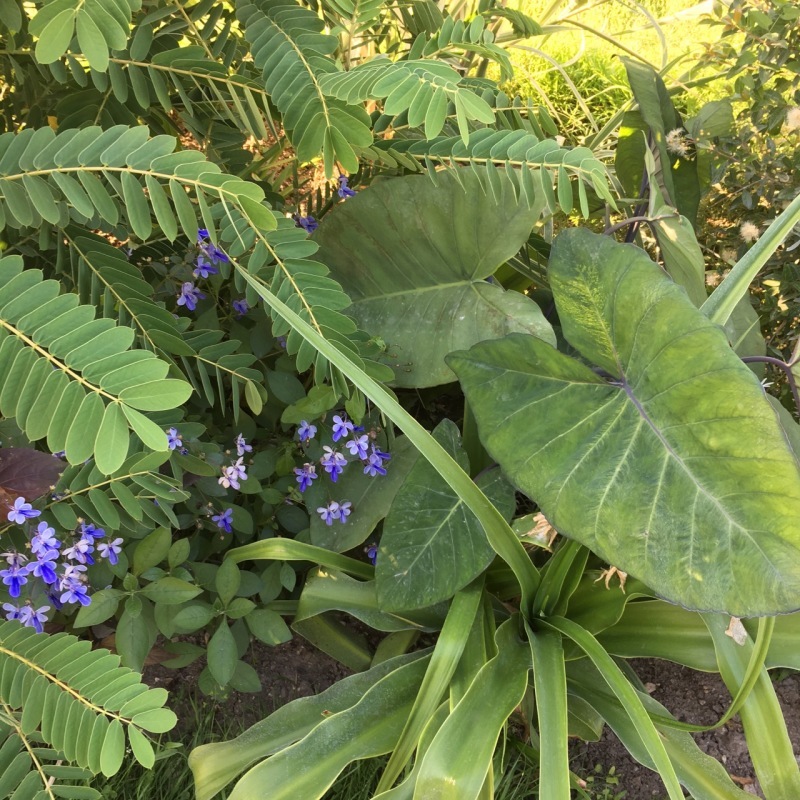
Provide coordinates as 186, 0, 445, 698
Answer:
376, 579, 484, 792
541, 616, 684, 800
528, 624, 570, 800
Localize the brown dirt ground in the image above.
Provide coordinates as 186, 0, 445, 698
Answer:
145, 642, 799, 799
145, 636, 351, 734
570, 659, 800, 799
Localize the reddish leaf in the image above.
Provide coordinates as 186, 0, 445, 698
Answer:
0, 448, 64, 503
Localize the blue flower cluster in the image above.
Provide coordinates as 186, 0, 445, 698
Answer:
232, 298, 249, 317
177, 281, 205, 313
177, 230, 249, 317
212, 508, 233, 534
293, 214, 318, 234
209, 433, 255, 535
337, 175, 356, 199
166, 427, 185, 452
1, 498, 119, 632
293, 413, 391, 528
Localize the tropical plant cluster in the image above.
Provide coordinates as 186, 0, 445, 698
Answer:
693, 0, 800, 388
0, 0, 798, 799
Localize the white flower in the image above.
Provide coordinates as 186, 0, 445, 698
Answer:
218, 467, 239, 491
218, 458, 247, 491
786, 106, 800, 132
665, 128, 690, 158
740, 221, 760, 243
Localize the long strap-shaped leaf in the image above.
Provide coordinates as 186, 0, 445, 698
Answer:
541, 615, 684, 800
702, 613, 800, 799
605, 614, 775, 735
227, 537, 375, 580
235, 262, 541, 610
376, 579, 484, 792
412, 616, 529, 800
528, 624, 570, 800
227, 655, 431, 800
372, 705, 451, 800
577, 605, 777, 737
566, 660, 752, 800
189, 651, 431, 800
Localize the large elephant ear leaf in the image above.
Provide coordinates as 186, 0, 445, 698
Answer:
314, 168, 555, 388
448, 228, 800, 616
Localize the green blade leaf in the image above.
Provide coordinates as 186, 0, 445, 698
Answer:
376, 580, 483, 792
703, 612, 800, 798
64, 393, 103, 465
99, 719, 125, 777
121, 405, 169, 452
543, 616, 683, 800
529, 626, 570, 800
121, 172, 152, 241
140, 577, 202, 606
119, 379, 193, 411
34, 8, 75, 64
189, 652, 430, 800
567, 658, 752, 800
227, 538, 374, 580
448, 228, 800, 616
207, 619, 237, 688
128, 725, 155, 769
413, 617, 530, 800
225, 657, 429, 800
702, 191, 800, 327
76, 8, 108, 71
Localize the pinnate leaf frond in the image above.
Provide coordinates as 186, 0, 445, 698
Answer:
365, 129, 616, 218
238, 0, 373, 176
0, 254, 193, 473
0, 126, 276, 241
0, 619, 175, 782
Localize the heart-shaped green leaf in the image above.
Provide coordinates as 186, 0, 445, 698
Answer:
315, 169, 555, 388
448, 228, 800, 616
376, 420, 515, 612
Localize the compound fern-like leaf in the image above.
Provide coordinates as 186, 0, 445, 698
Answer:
30, 0, 138, 71
0, 126, 276, 240
0, 619, 176, 781
238, 0, 373, 175
0, 254, 192, 473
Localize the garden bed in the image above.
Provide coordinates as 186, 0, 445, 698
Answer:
146, 642, 800, 799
